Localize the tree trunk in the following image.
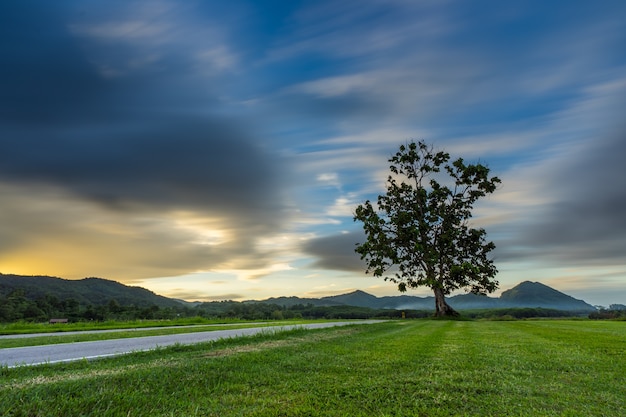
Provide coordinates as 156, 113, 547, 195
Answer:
433, 287, 459, 317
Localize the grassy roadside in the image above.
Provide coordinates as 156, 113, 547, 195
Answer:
0, 321, 310, 349
1, 320, 625, 416
0, 317, 262, 335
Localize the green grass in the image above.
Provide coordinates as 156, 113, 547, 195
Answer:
0, 321, 310, 349
0, 317, 249, 335
1, 320, 624, 416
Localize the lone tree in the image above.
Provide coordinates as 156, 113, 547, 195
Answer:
354, 141, 500, 317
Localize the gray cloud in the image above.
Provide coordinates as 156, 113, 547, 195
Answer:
0, 119, 282, 219
517, 127, 626, 266
0, 1, 285, 224
303, 231, 365, 272
0, 4, 106, 125
0, 1, 289, 281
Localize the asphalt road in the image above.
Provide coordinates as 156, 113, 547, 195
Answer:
0, 322, 267, 339
0, 321, 381, 367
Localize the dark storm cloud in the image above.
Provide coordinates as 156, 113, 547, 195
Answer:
303, 231, 365, 272
0, 119, 282, 218
507, 125, 626, 266
0, 2, 111, 125
0, 1, 284, 225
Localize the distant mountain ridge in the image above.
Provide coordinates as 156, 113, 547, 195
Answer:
1, 274, 595, 312
258, 281, 595, 312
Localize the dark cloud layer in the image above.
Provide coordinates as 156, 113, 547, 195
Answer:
0, 1, 289, 281
303, 231, 365, 272
0, 3, 109, 125
0, 2, 284, 225
517, 126, 626, 266
0, 119, 281, 218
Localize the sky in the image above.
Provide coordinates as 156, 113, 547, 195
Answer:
1, 1, 625, 307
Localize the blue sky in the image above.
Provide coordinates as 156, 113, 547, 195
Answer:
1, 1, 625, 306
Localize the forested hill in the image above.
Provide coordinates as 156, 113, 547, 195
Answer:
0, 274, 182, 309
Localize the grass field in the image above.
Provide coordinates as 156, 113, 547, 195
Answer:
1, 320, 624, 416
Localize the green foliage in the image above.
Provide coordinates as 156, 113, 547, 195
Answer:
463, 307, 582, 319
1, 321, 624, 416
589, 308, 626, 320
354, 141, 500, 316
0, 290, 194, 323
0, 291, 418, 324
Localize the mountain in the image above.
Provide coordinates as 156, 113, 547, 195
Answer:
376, 294, 433, 310
499, 281, 594, 311
250, 295, 341, 307
257, 281, 596, 312
447, 293, 501, 310
319, 291, 434, 310
0, 274, 182, 308
321, 290, 380, 307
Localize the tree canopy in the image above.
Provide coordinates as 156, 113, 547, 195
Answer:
354, 141, 501, 316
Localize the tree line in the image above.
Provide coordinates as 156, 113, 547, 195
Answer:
0, 289, 184, 322
1, 289, 608, 323
588, 305, 626, 320
0, 289, 410, 322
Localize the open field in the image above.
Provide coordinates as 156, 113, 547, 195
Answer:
1, 320, 624, 416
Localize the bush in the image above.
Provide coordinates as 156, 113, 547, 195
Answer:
589, 309, 626, 320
